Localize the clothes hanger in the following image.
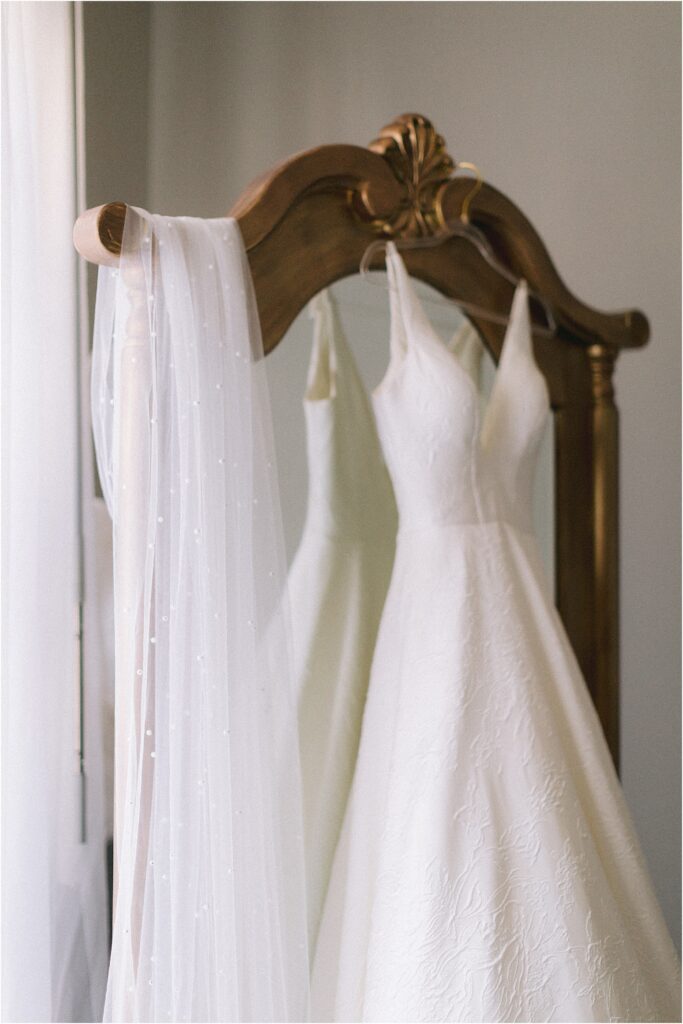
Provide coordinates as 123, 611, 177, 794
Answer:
360, 162, 557, 339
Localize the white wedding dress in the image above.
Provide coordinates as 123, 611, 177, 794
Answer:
288, 290, 397, 949
311, 244, 680, 1022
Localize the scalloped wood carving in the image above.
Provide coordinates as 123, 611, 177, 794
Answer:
365, 113, 455, 237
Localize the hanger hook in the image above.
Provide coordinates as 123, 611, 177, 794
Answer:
456, 161, 483, 224
360, 238, 390, 278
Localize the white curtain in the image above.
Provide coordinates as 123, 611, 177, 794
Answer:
1, 2, 109, 1020
92, 209, 309, 1022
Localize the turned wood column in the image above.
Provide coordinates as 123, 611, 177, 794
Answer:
555, 344, 620, 769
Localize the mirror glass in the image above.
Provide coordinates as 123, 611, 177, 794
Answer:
266, 273, 554, 590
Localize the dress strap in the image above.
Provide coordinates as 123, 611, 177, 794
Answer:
385, 242, 444, 352
499, 279, 531, 363
480, 277, 549, 453
385, 242, 409, 360
306, 289, 338, 400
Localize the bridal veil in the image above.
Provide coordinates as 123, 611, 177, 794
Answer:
92, 210, 309, 1022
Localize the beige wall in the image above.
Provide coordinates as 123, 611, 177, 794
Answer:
83, 2, 150, 316
84, 1, 681, 947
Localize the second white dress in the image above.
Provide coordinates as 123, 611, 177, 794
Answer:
288, 290, 397, 950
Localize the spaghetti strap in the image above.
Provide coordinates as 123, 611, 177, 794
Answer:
385, 243, 408, 360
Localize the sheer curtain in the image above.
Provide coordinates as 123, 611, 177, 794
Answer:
1, 3, 109, 1020
92, 209, 309, 1022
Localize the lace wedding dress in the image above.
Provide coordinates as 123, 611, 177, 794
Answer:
311, 244, 680, 1022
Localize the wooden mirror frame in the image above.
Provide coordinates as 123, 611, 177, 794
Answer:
74, 113, 649, 769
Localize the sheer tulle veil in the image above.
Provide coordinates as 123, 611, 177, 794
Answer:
92, 209, 309, 1022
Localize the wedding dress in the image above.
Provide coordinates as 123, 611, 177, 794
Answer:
288, 290, 396, 948
291, 290, 486, 953
311, 243, 680, 1023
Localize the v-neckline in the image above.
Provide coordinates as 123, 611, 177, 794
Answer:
373, 243, 530, 434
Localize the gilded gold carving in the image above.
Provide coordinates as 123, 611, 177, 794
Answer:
366, 113, 455, 237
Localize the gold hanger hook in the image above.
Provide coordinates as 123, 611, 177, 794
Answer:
456, 161, 483, 223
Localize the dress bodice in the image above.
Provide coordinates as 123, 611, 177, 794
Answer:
372, 243, 549, 535
304, 289, 396, 539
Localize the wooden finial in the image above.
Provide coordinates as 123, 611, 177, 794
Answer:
73, 201, 127, 266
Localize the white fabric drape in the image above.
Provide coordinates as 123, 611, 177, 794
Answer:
92, 209, 309, 1022
1, 3, 109, 1020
